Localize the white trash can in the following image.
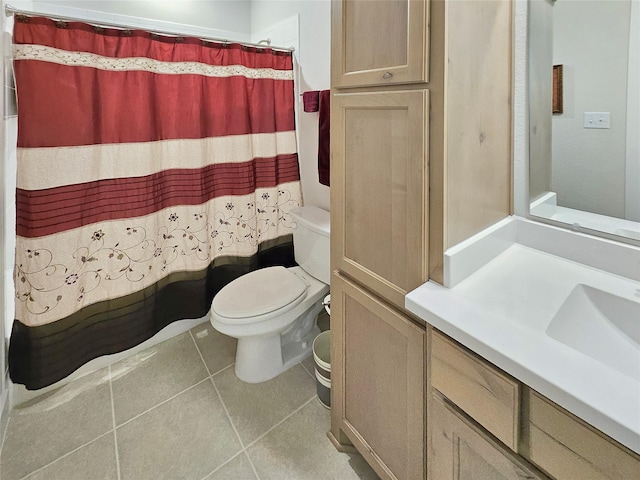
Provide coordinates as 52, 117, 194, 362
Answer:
312, 330, 331, 408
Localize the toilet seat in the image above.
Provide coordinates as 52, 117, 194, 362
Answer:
212, 266, 308, 323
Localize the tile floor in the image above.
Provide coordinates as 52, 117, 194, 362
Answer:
0, 322, 379, 480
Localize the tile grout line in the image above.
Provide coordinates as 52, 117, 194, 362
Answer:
196, 450, 245, 480
208, 363, 317, 478
109, 328, 224, 430
116, 377, 211, 429
187, 326, 238, 378
108, 365, 122, 480
189, 330, 315, 480
242, 394, 318, 480
15, 431, 115, 480
189, 327, 262, 477
207, 376, 262, 479
246, 451, 261, 480
207, 376, 248, 450
209, 362, 236, 377
244, 394, 317, 451
211, 363, 235, 377
189, 329, 213, 377
244, 450, 261, 480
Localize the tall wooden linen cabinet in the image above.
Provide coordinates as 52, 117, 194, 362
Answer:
329, 1, 513, 479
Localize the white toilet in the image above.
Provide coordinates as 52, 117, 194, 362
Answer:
210, 206, 330, 383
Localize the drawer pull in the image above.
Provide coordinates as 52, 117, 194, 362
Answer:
382, 71, 393, 79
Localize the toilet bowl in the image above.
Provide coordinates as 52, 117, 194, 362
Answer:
209, 206, 330, 383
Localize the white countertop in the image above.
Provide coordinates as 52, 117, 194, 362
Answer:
406, 243, 640, 454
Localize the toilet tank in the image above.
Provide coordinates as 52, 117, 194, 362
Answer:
290, 206, 330, 285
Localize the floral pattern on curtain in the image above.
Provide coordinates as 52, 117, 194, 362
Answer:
9, 16, 302, 390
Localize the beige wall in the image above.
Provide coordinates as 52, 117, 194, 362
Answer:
32, 0, 252, 35
551, 0, 631, 218
528, 0, 553, 202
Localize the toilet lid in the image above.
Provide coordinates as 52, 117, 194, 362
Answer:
213, 266, 308, 319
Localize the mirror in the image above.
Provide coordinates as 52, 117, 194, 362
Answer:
528, 0, 640, 243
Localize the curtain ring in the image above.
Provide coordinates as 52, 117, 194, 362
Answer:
175, 36, 184, 43
121, 30, 132, 37
16, 14, 30, 23
55, 20, 68, 29
93, 26, 105, 34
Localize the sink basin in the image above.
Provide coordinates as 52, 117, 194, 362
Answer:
546, 284, 640, 381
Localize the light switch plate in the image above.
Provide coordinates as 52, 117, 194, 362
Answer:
583, 112, 611, 129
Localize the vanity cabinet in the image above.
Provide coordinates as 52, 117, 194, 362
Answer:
331, 0, 429, 88
430, 394, 545, 480
331, 89, 429, 310
429, 331, 547, 479
430, 329, 640, 480
330, 273, 426, 480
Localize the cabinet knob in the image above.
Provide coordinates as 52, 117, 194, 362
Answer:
382, 71, 393, 79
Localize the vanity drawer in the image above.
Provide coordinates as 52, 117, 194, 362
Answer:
527, 391, 640, 480
431, 331, 520, 451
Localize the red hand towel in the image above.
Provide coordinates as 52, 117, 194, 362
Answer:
318, 90, 330, 186
302, 90, 320, 112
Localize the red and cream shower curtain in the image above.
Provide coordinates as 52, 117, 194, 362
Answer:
10, 15, 302, 389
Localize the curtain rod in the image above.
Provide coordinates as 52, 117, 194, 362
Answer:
4, 4, 295, 53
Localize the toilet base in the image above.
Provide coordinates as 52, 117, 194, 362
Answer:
234, 326, 320, 383
232, 299, 325, 383
234, 334, 282, 383
282, 325, 321, 369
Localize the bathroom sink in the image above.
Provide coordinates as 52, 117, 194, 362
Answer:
546, 284, 640, 381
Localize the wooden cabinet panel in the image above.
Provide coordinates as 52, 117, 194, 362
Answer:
431, 394, 546, 480
427, 0, 513, 283
331, 90, 428, 310
331, 0, 429, 88
331, 273, 425, 480
527, 391, 640, 480
432, 331, 520, 451
444, 0, 513, 247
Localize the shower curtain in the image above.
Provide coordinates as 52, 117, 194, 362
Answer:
9, 15, 302, 390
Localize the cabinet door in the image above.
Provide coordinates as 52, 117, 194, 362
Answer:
331, 273, 425, 480
331, 0, 429, 88
331, 90, 428, 310
431, 394, 547, 480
